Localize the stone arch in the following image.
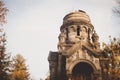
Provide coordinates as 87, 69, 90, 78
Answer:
68, 59, 97, 74
77, 26, 80, 36
82, 25, 87, 32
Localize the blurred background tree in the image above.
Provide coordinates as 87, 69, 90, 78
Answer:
102, 36, 120, 79
0, 32, 11, 80
0, 0, 8, 26
0, 0, 11, 80
111, 0, 120, 78
10, 54, 30, 80
113, 0, 120, 17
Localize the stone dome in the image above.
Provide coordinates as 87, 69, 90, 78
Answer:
60, 10, 93, 31
63, 10, 90, 24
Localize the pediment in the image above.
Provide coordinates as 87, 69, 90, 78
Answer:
62, 42, 100, 58
63, 42, 82, 58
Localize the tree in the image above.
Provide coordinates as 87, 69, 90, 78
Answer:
0, 0, 8, 26
113, 0, 120, 17
102, 36, 120, 55
0, 31, 11, 80
0, 1, 11, 80
11, 54, 30, 80
102, 36, 120, 79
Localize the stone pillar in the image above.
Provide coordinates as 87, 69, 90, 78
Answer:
48, 52, 68, 80
57, 54, 67, 80
94, 72, 102, 80
91, 73, 94, 80
68, 74, 72, 80
48, 51, 58, 80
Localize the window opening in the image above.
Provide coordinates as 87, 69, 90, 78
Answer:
77, 26, 80, 36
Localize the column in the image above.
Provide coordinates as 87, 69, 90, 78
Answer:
48, 51, 58, 80
68, 74, 72, 80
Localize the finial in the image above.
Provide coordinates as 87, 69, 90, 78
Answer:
78, 10, 86, 13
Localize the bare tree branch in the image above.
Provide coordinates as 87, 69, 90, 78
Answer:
113, 0, 120, 17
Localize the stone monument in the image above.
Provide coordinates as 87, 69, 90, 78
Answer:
47, 10, 103, 80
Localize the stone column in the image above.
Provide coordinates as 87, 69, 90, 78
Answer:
91, 73, 94, 80
48, 51, 58, 80
68, 74, 72, 80
94, 72, 102, 80
57, 54, 67, 80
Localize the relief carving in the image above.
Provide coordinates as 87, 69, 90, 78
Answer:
81, 26, 88, 40
92, 31, 99, 43
59, 32, 66, 43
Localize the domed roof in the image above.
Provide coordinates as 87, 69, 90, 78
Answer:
63, 10, 90, 24
60, 10, 93, 31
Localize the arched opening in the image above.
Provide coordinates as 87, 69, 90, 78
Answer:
72, 62, 94, 80
77, 26, 80, 36
66, 28, 68, 38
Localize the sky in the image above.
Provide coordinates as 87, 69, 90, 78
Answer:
3, 0, 120, 79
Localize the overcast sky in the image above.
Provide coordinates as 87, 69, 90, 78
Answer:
3, 0, 120, 79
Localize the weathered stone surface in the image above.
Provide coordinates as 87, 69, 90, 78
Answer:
48, 52, 67, 80
57, 54, 67, 80
59, 10, 102, 80
47, 10, 103, 80
48, 52, 58, 80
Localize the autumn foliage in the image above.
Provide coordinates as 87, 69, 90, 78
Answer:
0, 0, 8, 26
102, 36, 120, 79
10, 54, 30, 80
